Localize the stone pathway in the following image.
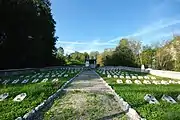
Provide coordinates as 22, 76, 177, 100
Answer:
44, 70, 124, 120
64, 70, 112, 93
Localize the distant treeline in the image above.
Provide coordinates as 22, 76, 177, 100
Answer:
97, 36, 180, 71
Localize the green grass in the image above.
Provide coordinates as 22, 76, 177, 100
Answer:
0, 70, 79, 120
44, 91, 124, 120
97, 70, 180, 120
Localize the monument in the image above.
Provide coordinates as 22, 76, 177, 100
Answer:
85, 57, 96, 68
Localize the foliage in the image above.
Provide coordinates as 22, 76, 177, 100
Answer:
141, 45, 156, 68
98, 39, 141, 67
89, 51, 99, 59
0, 0, 59, 69
65, 51, 88, 65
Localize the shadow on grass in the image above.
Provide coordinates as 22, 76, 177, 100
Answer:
96, 111, 126, 120
31, 91, 67, 120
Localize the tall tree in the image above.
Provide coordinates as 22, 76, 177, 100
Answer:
0, 0, 57, 69
89, 51, 99, 59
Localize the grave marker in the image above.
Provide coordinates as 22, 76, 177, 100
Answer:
177, 95, 180, 101
161, 80, 169, 85
41, 78, 48, 82
143, 80, 151, 84
161, 95, 177, 103
126, 76, 131, 79
151, 76, 156, 79
2, 79, 9, 84
12, 79, 19, 84
22, 79, 29, 84
134, 80, 142, 84
117, 79, 123, 84
13, 93, 27, 102
126, 80, 132, 84
32, 79, 39, 83
138, 76, 143, 79
144, 94, 159, 104
64, 74, 68, 77
132, 76, 137, 79
52, 78, 59, 82
152, 80, 161, 85
0, 93, 9, 101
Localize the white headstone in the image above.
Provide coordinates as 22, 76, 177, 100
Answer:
177, 81, 180, 84
119, 75, 124, 79
144, 94, 159, 104
2, 80, 9, 84
117, 79, 123, 84
12, 79, 19, 84
64, 74, 68, 77
0, 93, 9, 101
138, 76, 143, 79
161, 80, 169, 85
126, 80, 132, 84
144, 76, 150, 79
113, 75, 118, 78
152, 80, 160, 85
51, 74, 56, 77
107, 75, 112, 78
134, 80, 142, 84
169, 80, 176, 84
177, 95, 180, 101
45, 75, 49, 77
52, 78, 59, 82
150, 76, 156, 79
126, 76, 131, 79
161, 95, 177, 103
132, 76, 137, 79
32, 79, 39, 83
13, 93, 27, 102
141, 65, 145, 70
21, 79, 29, 84
41, 78, 48, 82
143, 80, 151, 84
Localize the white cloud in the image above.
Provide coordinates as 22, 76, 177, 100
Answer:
107, 18, 180, 43
57, 40, 117, 46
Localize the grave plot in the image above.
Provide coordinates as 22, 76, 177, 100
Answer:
0, 68, 81, 120
96, 69, 180, 120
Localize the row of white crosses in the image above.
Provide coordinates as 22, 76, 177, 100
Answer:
1, 68, 80, 85
116, 79, 180, 85
0, 93, 27, 102
144, 94, 180, 104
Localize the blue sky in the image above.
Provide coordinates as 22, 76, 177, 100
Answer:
51, 0, 180, 54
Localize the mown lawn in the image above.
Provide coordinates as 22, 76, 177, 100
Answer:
97, 71, 180, 120
0, 71, 78, 120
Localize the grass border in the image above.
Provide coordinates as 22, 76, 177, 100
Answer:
15, 70, 83, 120
94, 70, 145, 120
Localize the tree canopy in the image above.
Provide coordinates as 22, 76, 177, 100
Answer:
0, 0, 59, 69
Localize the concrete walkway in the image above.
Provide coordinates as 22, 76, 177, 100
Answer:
45, 70, 124, 120
64, 70, 112, 93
